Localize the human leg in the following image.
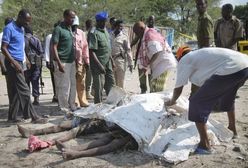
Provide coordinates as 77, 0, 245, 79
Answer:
62, 135, 132, 160
113, 59, 125, 88
138, 68, 147, 94
91, 68, 104, 104
76, 63, 89, 107
54, 62, 71, 111
5, 60, 19, 121
55, 131, 117, 151
31, 65, 40, 105
50, 67, 58, 102
17, 120, 73, 138
68, 62, 77, 110
195, 122, 211, 150
104, 61, 114, 95
85, 66, 94, 99
150, 71, 168, 92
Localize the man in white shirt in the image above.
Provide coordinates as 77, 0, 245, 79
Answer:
165, 47, 248, 154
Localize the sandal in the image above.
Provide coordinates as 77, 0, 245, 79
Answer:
194, 146, 214, 155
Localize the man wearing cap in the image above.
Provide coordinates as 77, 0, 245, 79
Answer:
165, 47, 248, 154
51, 9, 77, 112
72, 15, 89, 107
88, 11, 114, 103
111, 20, 133, 88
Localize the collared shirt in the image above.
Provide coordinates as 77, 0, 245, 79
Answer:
2, 21, 25, 62
111, 31, 133, 66
73, 28, 89, 65
88, 27, 111, 66
52, 22, 74, 63
175, 48, 248, 88
197, 12, 213, 48
214, 16, 243, 50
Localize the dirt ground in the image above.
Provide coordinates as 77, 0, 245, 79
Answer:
0, 68, 248, 168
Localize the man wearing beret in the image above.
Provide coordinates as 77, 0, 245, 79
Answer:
88, 11, 114, 103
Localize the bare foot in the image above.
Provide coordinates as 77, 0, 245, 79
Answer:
228, 126, 238, 137
55, 140, 67, 151
17, 124, 32, 138
62, 149, 79, 160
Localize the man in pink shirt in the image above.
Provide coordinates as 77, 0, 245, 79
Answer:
72, 16, 89, 107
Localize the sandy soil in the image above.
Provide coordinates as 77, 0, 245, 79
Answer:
0, 68, 247, 168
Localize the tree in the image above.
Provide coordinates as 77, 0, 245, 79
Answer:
0, 0, 222, 40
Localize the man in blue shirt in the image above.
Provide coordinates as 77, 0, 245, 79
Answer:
1, 9, 47, 123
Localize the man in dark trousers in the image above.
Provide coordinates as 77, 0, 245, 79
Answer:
1, 9, 47, 123
24, 26, 44, 105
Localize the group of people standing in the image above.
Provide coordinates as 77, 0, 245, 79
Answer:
0, 7, 177, 122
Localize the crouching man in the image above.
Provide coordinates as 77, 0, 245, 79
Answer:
165, 47, 248, 154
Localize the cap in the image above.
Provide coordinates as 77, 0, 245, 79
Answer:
176, 46, 191, 60
73, 15, 79, 26
95, 11, 108, 21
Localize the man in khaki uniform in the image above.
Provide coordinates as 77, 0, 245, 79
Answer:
111, 20, 133, 88
214, 3, 243, 50
195, 0, 213, 48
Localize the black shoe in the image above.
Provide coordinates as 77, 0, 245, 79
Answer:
33, 97, 40, 105
33, 100, 40, 105
52, 97, 58, 103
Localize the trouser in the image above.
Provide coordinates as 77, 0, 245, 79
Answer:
189, 68, 248, 123
138, 68, 151, 93
150, 71, 169, 92
54, 61, 76, 111
5, 60, 39, 121
85, 65, 93, 93
50, 67, 57, 99
91, 61, 114, 104
76, 63, 88, 106
24, 64, 40, 98
113, 58, 125, 88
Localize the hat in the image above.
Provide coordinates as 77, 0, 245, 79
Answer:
95, 11, 108, 21
176, 46, 191, 60
73, 15, 79, 26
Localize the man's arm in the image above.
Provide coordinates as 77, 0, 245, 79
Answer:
201, 18, 214, 47
165, 86, 183, 106
51, 43, 64, 73
89, 49, 105, 73
228, 19, 243, 48
1, 42, 22, 73
123, 38, 133, 72
131, 35, 140, 48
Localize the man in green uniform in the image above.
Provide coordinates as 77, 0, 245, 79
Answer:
88, 11, 114, 103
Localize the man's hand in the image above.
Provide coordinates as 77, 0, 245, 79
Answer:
58, 64, 65, 73
164, 99, 176, 106
13, 61, 23, 73
26, 59, 31, 70
1, 67, 7, 75
128, 65, 133, 73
